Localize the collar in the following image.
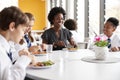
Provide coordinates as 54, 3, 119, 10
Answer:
108, 32, 116, 40
0, 34, 11, 53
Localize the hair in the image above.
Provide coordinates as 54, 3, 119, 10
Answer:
64, 19, 77, 30
48, 7, 66, 25
0, 6, 29, 31
25, 12, 35, 42
19, 12, 35, 44
25, 12, 35, 21
107, 17, 119, 28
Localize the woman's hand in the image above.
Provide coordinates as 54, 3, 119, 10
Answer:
53, 41, 66, 47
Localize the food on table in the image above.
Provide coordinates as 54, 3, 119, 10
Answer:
34, 60, 54, 67
68, 47, 78, 51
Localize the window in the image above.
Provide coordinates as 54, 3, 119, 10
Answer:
47, 0, 120, 42
105, 0, 120, 34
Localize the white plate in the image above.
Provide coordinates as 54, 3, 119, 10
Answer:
68, 50, 78, 52
32, 51, 47, 56
33, 53, 47, 56
28, 64, 54, 69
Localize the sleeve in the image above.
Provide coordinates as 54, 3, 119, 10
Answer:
66, 29, 72, 41
2, 56, 31, 80
41, 30, 49, 41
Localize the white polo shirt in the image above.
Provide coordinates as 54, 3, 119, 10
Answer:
0, 34, 31, 80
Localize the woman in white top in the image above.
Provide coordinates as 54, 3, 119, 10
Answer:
0, 6, 34, 80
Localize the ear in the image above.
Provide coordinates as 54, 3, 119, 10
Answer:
113, 27, 116, 31
9, 22, 15, 31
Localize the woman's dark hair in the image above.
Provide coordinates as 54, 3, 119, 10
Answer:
107, 17, 119, 28
0, 6, 29, 31
64, 19, 77, 30
48, 7, 66, 25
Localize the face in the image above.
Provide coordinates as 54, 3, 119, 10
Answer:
10, 24, 27, 43
53, 13, 64, 28
25, 20, 34, 34
103, 22, 116, 37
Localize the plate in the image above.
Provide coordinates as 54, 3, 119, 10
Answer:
28, 65, 54, 69
28, 60, 55, 69
68, 50, 77, 52
68, 48, 78, 52
32, 51, 47, 56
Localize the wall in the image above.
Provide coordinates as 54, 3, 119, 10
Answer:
19, 0, 46, 30
0, 0, 18, 11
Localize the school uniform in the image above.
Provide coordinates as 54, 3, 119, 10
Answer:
98, 33, 120, 48
108, 33, 120, 48
0, 34, 31, 80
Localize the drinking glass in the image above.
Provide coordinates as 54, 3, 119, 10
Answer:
46, 44, 53, 53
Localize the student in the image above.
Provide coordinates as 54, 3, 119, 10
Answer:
41, 7, 77, 50
0, 6, 34, 80
15, 12, 45, 54
64, 19, 83, 43
103, 17, 120, 51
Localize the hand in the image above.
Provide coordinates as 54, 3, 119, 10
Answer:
18, 49, 36, 65
28, 46, 40, 52
18, 49, 30, 56
69, 38, 77, 48
111, 47, 119, 52
28, 54, 36, 65
54, 41, 66, 47
40, 43, 46, 51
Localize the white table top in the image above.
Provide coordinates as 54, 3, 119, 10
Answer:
26, 49, 120, 80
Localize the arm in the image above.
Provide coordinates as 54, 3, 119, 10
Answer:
69, 37, 77, 48
5, 56, 31, 80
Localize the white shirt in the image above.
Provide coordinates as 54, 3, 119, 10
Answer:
71, 30, 84, 43
97, 33, 120, 48
108, 33, 120, 48
0, 34, 31, 80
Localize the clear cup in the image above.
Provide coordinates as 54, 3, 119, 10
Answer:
46, 44, 53, 53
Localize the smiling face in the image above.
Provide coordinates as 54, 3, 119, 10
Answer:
52, 13, 64, 28
103, 22, 116, 37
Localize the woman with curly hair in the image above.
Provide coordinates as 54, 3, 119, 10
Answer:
41, 7, 77, 50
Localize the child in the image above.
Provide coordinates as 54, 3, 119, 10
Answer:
0, 6, 34, 80
103, 17, 120, 51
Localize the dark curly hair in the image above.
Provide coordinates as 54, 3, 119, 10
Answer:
48, 7, 66, 25
64, 19, 77, 30
107, 17, 119, 28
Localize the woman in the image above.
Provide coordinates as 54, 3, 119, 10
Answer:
0, 6, 34, 80
41, 7, 76, 50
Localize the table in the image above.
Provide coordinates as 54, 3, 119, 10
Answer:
26, 49, 120, 80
